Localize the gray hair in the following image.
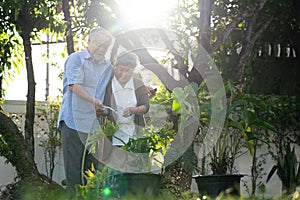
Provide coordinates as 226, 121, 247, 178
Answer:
88, 27, 112, 43
115, 52, 139, 68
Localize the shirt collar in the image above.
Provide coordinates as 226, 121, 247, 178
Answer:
112, 76, 135, 92
124, 77, 134, 89
83, 48, 91, 59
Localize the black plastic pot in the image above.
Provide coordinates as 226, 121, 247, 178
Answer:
193, 174, 244, 198
112, 173, 161, 198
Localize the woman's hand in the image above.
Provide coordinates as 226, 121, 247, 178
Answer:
123, 105, 146, 117
122, 107, 132, 118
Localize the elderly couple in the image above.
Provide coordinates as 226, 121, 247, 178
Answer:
57, 27, 151, 198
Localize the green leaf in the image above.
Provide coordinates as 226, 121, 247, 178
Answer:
172, 99, 181, 115
296, 162, 300, 185
227, 118, 244, 132
267, 165, 278, 183
246, 140, 255, 157
172, 87, 185, 102
246, 95, 268, 109
255, 121, 278, 133
242, 110, 258, 127
185, 82, 198, 95
226, 100, 240, 117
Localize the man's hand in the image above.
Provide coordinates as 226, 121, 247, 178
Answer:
95, 99, 107, 116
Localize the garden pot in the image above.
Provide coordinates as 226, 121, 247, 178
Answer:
112, 173, 161, 198
193, 174, 243, 198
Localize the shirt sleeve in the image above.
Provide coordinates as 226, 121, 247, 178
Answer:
95, 63, 113, 102
135, 78, 150, 113
65, 52, 84, 86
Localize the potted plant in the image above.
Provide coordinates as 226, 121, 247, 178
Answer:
193, 81, 276, 198
80, 118, 175, 198
109, 124, 175, 198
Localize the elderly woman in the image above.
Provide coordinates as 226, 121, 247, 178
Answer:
103, 51, 150, 146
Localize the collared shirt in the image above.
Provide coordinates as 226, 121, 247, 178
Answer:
111, 76, 137, 146
58, 48, 113, 133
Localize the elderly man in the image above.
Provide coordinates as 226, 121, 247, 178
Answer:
57, 27, 113, 198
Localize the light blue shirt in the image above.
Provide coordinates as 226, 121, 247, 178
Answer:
58, 48, 113, 133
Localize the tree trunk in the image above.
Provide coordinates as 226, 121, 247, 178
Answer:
251, 141, 258, 197
198, 0, 213, 53
19, 10, 36, 157
0, 111, 40, 181
62, 0, 75, 55
0, 74, 2, 99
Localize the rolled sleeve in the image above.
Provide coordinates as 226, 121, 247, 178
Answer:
135, 79, 150, 113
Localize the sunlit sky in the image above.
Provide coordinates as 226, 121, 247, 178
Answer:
4, 0, 178, 101
118, 0, 178, 28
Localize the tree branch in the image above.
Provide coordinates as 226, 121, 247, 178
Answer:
158, 29, 188, 76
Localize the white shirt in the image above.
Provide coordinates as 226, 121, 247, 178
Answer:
111, 76, 137, 146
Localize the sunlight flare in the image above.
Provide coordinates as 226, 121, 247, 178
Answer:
117, 0, 178, 28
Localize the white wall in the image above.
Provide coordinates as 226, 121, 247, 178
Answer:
236, 147, 282, 198
0, 158, 16, 185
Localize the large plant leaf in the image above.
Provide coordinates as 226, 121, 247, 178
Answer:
242, 110, 258, 127
226, 100, 240, 117
171, 99, 181, 115
296, 161, 300, 185
242, 94, 269, 111
254, 121, 278, 134
227, 118, 244, 132
267, 165, 278, 183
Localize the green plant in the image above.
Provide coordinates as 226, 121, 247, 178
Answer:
38, 100, 61, 180
82, 115, 174, 175
75, 164, 112, 200
262, 95, 300, 151
121, 124, 175, 172
151, 83, 200, 175
75, 120, 175, 199
203, 81, 276, 175
262, 95, 300, 195
267, 142, 300, 194
81, 119, 119, 184
160, 83, 201, 192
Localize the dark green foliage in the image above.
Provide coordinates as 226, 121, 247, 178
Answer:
200, 81, 276, 175
261, 95, 300, 194
267, 142, 300, 194
262, 95, 300, 141
248, 56, 299, 97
